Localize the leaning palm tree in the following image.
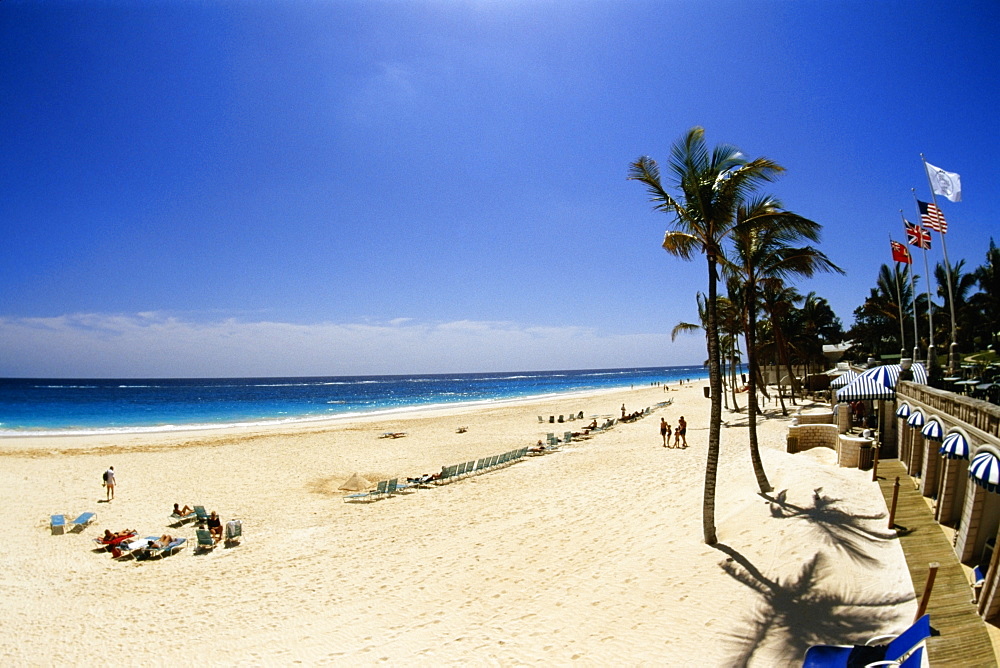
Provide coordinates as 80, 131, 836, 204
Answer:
629, 127, 783, 545
725, 197, 843, 493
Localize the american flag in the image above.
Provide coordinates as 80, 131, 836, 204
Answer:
917, 200, 948, 233
905, 220, 931, 249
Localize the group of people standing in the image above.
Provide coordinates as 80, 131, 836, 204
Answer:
660, 416, 687, 448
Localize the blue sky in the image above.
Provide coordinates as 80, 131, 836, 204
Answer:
2, 0, 997, 377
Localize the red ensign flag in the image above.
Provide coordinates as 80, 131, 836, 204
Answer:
891, 239, 912, 264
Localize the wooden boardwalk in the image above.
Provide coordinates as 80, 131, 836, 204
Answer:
876, 459, 997, 666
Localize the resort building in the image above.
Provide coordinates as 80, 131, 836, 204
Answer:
894, 380, 1000, 621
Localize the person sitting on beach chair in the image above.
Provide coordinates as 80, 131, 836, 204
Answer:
171, 503, 194, 517
206, 511, 223, 542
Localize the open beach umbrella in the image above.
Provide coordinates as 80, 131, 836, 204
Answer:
970, 452, 1000, 493
940, 431, 970, 460
835, 363, 927, 403
339, 472, 373, 491
829, 370, 859, 389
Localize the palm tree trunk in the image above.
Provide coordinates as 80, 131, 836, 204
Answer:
745, 289, 771, 493
729, 349, 741, 412
774, 324, 799, 406
721, 355, 729, 410
774, 350, 788, 416
703, 253, 722, 546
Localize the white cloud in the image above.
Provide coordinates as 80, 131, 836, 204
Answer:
0, 313, 704, 378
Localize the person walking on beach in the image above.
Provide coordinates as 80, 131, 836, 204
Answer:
103, 466, 116, 501
660, 418, 671, 447
675, 416, 687, 448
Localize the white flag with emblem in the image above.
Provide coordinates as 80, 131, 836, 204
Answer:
924, 161, 961, 202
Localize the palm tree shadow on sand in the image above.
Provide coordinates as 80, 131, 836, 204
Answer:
714, 544, 914, 665
762, 487, 897, 567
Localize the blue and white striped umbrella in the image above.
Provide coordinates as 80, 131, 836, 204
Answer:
970, 451, 1000, 493
940, 431, 970, 460
906, 410, 925, 428
830, 370, 859, 389
921, 419, 944, 441
836, 363, 927, 402
895, 402, 912, 418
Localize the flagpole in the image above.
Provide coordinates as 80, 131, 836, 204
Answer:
900, 211, 921, 362
920, 155, 959, 374
910, 193, 937, 371
890, 235, 907, 356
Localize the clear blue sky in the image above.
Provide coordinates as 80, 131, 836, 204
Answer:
2, 0, 997, 377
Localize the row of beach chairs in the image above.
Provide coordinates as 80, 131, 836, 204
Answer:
345, 447, 531, 503
539, 412, 585, 423
433, 447, 530, 484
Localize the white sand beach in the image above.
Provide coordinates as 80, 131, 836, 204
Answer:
0, 380, 916, 666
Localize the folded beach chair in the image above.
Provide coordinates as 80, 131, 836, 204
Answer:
195, 528, 217, 552
69, 512, 96, 532
50, 514, 66, 535
225, 519, 242, 546
802, 614, 931, 667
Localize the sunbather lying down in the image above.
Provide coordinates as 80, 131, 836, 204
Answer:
150, 534, 174, 548
379, 432, 407, 439
95, 529, 137, 547
407, 472, 441, 484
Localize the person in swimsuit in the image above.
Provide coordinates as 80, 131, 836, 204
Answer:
676, 416, 687, 448
207, 511, 223, 542
660, 418, 669, 447
104, 466, 115, 501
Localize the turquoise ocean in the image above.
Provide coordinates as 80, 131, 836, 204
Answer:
0, 366, 707, 436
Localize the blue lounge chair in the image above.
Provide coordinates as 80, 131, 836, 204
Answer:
169, 509, 196, 526
802, 614, 931, 667
344, 480, 387, 503
193, 506, 209, 522
50, 514, 66, 535
114, 536, 159, 560
137, 537, 187, 560
69, 512, 96, 531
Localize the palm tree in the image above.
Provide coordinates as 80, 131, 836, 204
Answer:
672, 291, 742, 412
875, 264, 912, 353
725, 197, 842, 493
629, 127, 783, 545
760, 281, 804, 415
970, 239, 1000, 350
934, 259, 977, 350
797, 292, 844, 377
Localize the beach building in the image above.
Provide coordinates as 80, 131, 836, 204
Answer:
894, 380, 1000, 621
